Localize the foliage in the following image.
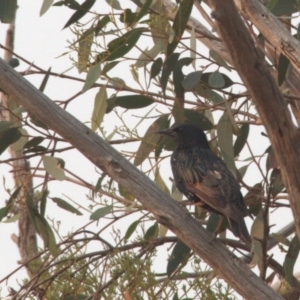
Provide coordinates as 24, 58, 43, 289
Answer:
0, 0, 300, 299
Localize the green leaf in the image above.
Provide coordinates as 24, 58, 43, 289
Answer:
118, 183, 135, 201
134, 114, 169, 166
90, 205, 113, 220
39, 67, 52, 92
135, 42, 164, 68
105, 0, 122, 10
144, 222, 158, 240
115, 95, 153, 109
82, 63, 101, 93
53, 0, 81, 9
11, 128, 29, 151
133, 0, 152, 25
217, 112, 236, 174
125, 220, 140, 240
265, 146, 279, 170
0, 121, 13, 134
173, 57, 194, 97
284, 235, 300, 285
277, 53, 289, 86
8, 58, 19, 68
167, 240, 191, 277
40, 0, 54, 16
206, 213, 220, 233
208, 70, 225, 88
266, 0, 278, 11
244, 183, 263, 216
201, 72, 233, 89
167, 0, 194, 57
251, 210, 264, 240
23, 136, 45, 149
182, 71, 202, 91
150, 57, 163, 80
250, 239, 263, 269
95, 174, 106, 192
3, 213, 21, 223
63, 0, 96, 29
43, 156, 66, 181
103, 28, 144, 61
271, 0, 298, 16
0, 0, 17, 23
205, 89, 224, 105
78, 29, 93, 73
0, 207, 8, 222
209, 49, 230, 71
270, 168, 285, 197
272, 233, 290, 247
0, 128, 22, 155
233, 124, 249, 157
155, 168, 170, 195
105, 94, 117, 114
184, 109, 214, 130
95, 15, 111, 35
160, 53, 180, 94
91, 86, 107, 131
236, 164, 250, 180
102, 61, 120, 75
51, 197, 83, 215
28, 204, 58, 256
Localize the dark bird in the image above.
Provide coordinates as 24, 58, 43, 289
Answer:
157, 123, 251, 243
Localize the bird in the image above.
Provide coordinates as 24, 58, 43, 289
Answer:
156, 123, 251, 243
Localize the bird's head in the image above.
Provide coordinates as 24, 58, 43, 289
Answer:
155, 123, 210, 149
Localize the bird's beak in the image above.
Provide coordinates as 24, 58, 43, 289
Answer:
154, 128, 174, 136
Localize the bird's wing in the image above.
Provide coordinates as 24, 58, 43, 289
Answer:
185, 161, 242, 223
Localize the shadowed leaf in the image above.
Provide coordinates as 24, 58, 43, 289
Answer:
134, 114, 169, 166
217, 112, 236, 174
234, 124, 249, 157
160, 53, 180, 94
167, 0, 194, 57
184, 109, 214, 130
43, 156, 66, 181
103, 28, 144, 61
270, 168, 285, 197
82, 63, 101, 93
0, 128, 22, 155
144, 222, 158, 240
51, 197, 83, 215
284, 235, 300, 285
91, 86, 107, 131
125, 220, 140, 241
278, 53, 289, 86
90, 205, 113, 220
63, 0, 96, 29
115, 95, 153, 109
167, 240, 191, 277
150, 57, 163, 80
23, 136, 45, 149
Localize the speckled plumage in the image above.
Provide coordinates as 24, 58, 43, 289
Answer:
158, 123, 251, 242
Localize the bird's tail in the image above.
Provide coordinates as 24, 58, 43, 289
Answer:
230, 218, 252, 244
